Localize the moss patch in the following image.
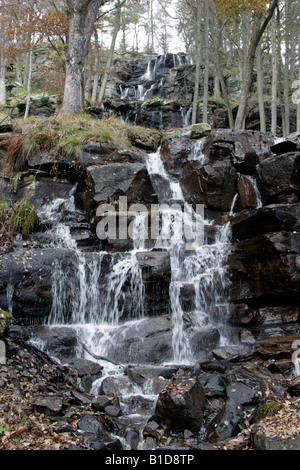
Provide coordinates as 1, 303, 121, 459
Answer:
0, 114, 162, 172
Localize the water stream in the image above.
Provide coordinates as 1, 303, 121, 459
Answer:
31, 133, 235, 449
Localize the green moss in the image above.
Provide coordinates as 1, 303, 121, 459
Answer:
4, 114, 162, 171
256, 401, 282, 421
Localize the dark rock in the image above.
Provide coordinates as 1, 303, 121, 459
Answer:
256, 152, 300, 204
91, 396, 113, 411
270, 132, 300, 155
76, 162, 158, 212
237, 174, 258, 209
77, 414, 104, 434
202, 129, 274, 168
160, 138, 196, 177
31, 326, 78, 359
154, 368, 206, 432
104, 405, 122, 417
180, 160, 237, 211
64, 357, 103, 377
231, 204, 300, 241
206, 399, 243, 442
252, 426, 300, 450
136, 249, 171, 316
212, 345, 256, 363
30, 396, 63, 416
101, 316, 174, 364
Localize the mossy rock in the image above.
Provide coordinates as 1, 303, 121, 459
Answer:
0, 309, 10, 339
161, 123, 211, 143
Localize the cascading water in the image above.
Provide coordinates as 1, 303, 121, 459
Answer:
31, 133, 235, 450
145, 144, 233, 363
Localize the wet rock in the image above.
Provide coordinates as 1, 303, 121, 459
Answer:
99, 375, 134, 397
160, 138, 195, 177
0, 247, 72, 320
76, 162, 158, 212
206, 398, 243, 442
270, 131, 300, 155
202, 128, 274, 168
180, 160, 237, 211
31, 326, 78, 359
101, 316, 174, 364
63, 357, 103, 392
136, 249, 171, 316
237, 174, 258, 209
231, 204, 300, 241
256, 151, 300, 204
154, 368, 206, 432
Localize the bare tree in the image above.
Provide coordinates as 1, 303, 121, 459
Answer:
60, 0, 109, 115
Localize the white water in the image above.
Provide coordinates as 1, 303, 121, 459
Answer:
145, 147, 233, 363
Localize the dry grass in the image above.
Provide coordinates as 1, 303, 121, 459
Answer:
0, 114, 162, 172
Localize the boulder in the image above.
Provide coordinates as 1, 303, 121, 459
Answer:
180, 160, 237, 211
270, 131, 300, 155
256, 151, 300, 204
31, 326, 78, 359
136, 249, 171, 315
231, 204, 300, 241
154, 368, 206, 432
76, 162, 158, 211
237, 174, 258, 209
202, 128, 274, 168
160, 138, 195, 177
161, 123, 211, 142
30, 396, 64, 416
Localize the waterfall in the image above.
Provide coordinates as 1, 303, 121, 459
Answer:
146, 147, 232, 363
246, 175, 263, 208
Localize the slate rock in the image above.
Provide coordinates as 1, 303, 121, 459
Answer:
30, 396, 64, 416
154, 368, 206, 432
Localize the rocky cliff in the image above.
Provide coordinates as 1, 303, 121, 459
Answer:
0, 119, 299, 450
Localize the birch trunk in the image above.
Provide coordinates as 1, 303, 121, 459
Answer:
202, 0, 209, 123
271, 16, 278, 136
0, 56, 6, 106
191, 0, 201, 125
98, 2, 121, 105
24, 47, 32, 120
91, 30, 100, 103
234, 0, 278, 130
283, 0, 290, 135
256, 39, 266, 132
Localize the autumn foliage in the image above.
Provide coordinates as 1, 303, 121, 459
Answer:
214, 0, 270, 16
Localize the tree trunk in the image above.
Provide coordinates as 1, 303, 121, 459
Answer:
0, 54, 6, 106
98, 1, 121, 105
271, 16, 277, 136
191, 0, 201, 125
297, 48, 300, 132
24, 47, 33, 120
202, 0, 209, 123
234, 0, 278, 130
210, 15, 234, 129
91, 30, 100, 103
256, 38, 266, 132
60, 0, 106, 115
283, 0, 290, 135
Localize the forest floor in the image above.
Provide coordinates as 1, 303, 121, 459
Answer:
1, 339, 300, 452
